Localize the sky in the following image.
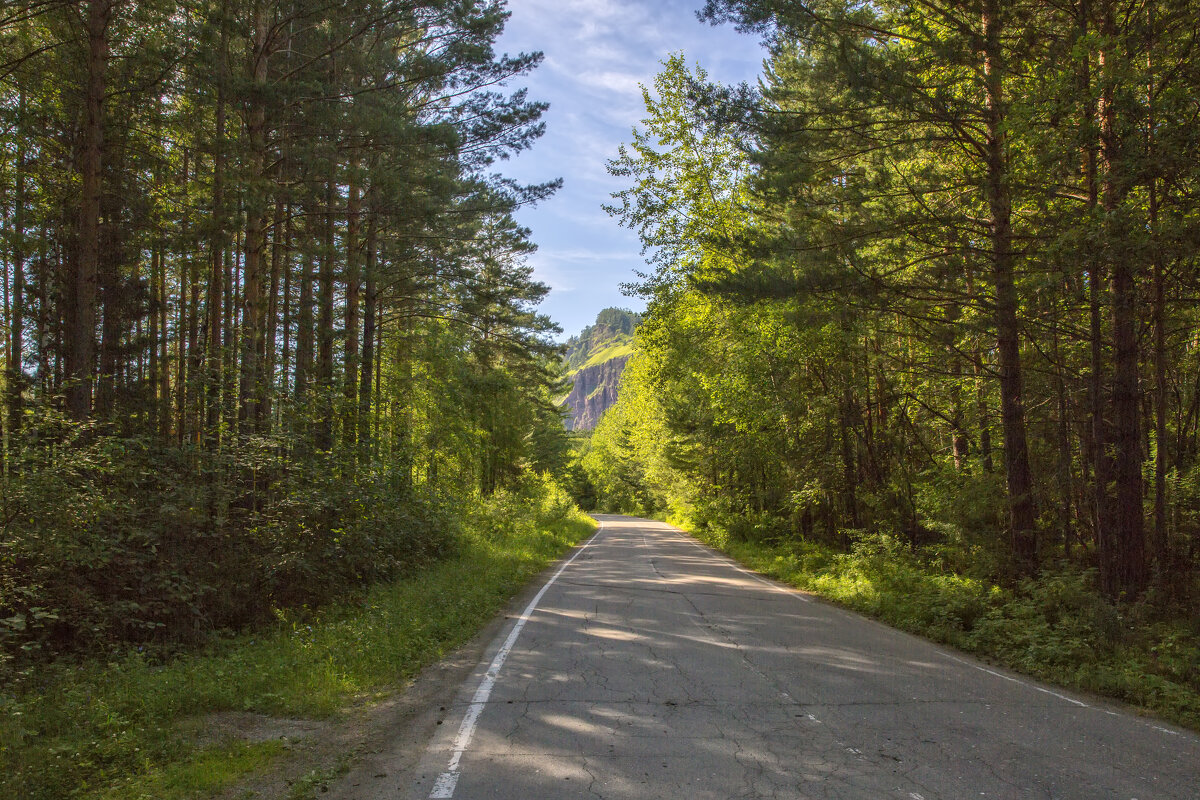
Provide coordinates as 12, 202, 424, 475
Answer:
493, 0, 765, 340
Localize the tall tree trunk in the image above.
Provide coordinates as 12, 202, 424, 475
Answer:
7, 96, 26, 444
239, 1, 271, 433
983, 0, 1037, 575
183, 150, 202, 444
838, 315, 860, 526
1146, 17, 1169, 584
95, 193, 119, 420
294, 210, 314, 403
175, 246, 188, 443
279, 215, 293, 400
946, 299, 969, 471
316, 175, 336, 450
158, 243, 171, 438
1098, 1, 1146, 597
1051, 291, 1076, 554
359, 211, 377, 455
974, 353, 994, 473
148, 243, 160, 435
343, 178, 361, 447
33, 227, 49, 400
205, 0, 229, 447
265, 198, 288, 429
224, 204, 239, 435
965, 266, 995, 474
1150, 129, 1169, 584
1078, 0, 1113, 579
67, 0, 116, 420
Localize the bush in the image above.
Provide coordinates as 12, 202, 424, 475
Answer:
0, 430, 456, 673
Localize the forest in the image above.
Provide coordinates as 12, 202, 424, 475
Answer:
0, 0, 575, 670
584, 0, 1200, 718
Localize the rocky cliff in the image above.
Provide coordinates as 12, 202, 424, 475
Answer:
562, 308, 640, 431
564, 354, 631, 431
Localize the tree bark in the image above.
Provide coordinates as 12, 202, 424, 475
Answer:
7, 95, 26, 443
67, 0, 116, 420
316, 175, 336, 450
294, 203, 314, 403
983, 0, 1037, 575
239, 1, 271, 433
1145, 17, 1169, 585
343, 177, 361, 446
1098, 0, 1146, 597
265, 198, 288, 428
359, 210, 377, 454
206, 0, 229, 447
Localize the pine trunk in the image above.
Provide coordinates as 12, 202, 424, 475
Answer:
1099, 1, 1146, 598
67, 0, 115, 420
983, 0, 1037, 574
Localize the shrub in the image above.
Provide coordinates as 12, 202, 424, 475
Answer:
0, 430, 456, 674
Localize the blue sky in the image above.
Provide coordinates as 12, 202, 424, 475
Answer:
494, 0, 765, 339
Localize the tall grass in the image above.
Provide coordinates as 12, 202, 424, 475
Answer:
0, 477, 596, 800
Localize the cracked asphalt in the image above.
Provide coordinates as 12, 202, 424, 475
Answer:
394, 515, 1199, 799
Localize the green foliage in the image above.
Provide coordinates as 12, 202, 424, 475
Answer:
96, 741, 289, 800
0, 474, 596, 800
0, 427, 456, 671
563, 308, 641, 373
573, 342, 635, 373
0, 1, 581, 794
689, 517, 1200, 731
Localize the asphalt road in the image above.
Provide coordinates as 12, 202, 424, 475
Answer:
394, 515, 1199, 799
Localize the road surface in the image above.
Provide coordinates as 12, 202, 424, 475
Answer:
369, 515, 1200, 798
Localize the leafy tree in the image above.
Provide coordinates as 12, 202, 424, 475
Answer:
594, 1, 1200, 603
0, 0, 572, 665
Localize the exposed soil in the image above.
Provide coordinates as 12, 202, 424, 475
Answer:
195, 713, 328, 749
213, 592, 522, 800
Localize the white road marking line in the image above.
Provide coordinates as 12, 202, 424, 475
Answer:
429, 525, 602, 799
943, 648, 1194, 739
940, 652, 1089, 707
662, 520, 1195, 743
429, 771, 458, 799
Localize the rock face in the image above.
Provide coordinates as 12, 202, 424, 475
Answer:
564, 354, 630, 431
562, 308, 640, 431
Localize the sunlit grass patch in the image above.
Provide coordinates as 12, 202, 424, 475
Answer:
96, 741, 287, 800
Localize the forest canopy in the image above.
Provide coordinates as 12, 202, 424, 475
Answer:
590, 0, 1200, 606
0, 0, 572, 665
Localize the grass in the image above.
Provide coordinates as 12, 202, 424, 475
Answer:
570, 342, 634, 374
1, 486, 597, 800
284, 756, 353, 800
683, 522, 1200, 733
97, 742, 288, 800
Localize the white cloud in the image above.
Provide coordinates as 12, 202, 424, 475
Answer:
495, 0, 763, 334
574, 69, 646, 96
538, 246, 642, 264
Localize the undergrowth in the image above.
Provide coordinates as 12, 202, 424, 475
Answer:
0, 432, 456, 667
685, 518, 1200, 732
0, 475, 596, 800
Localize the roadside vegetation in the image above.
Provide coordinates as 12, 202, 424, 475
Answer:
578, 0, 1200, 734
685, 518, 1200, 732
1, 477, 595, 800
0, 3, 594, 797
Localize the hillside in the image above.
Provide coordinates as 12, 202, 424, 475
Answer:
563, 308, 640, 431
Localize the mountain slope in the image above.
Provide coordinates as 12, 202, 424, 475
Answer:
563, 308, 640, 431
